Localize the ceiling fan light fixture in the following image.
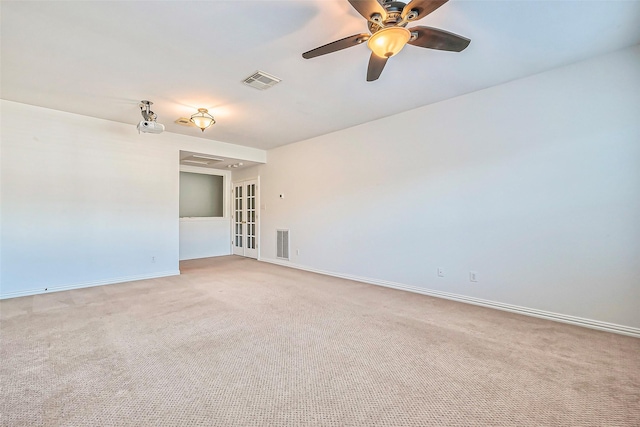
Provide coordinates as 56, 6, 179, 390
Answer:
190, 108, 216, 132
367, 26, 411, 58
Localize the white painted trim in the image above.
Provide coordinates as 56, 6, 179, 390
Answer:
0, 270, 180, 300
179, 165, 229, 176
179, 217, 229, 222
259, 258, 640, 338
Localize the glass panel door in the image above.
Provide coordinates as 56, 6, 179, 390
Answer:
233, 183, 243, 252
247, 183, 256, 251
232, 179, 258, 259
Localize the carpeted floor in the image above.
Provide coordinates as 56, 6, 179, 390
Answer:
1, 255, 639, 426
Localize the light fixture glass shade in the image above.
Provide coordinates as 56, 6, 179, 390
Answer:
367, 26, 411, 58
190, 108, 216, 132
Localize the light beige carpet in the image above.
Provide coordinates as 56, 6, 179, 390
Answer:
1, 255, 639, 426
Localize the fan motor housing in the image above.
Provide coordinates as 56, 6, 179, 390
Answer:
368, 1, 410, 33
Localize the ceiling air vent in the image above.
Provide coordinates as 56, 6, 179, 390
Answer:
243, 70, 281, 90
180, 153, 225, 168
175, 117, 193, 126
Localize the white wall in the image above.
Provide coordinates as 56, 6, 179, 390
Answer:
179, 218, 231, 261
0, 100, 266, 298
233, 45, 640, 330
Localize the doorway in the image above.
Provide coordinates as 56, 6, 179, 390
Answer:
232, 179, 259, 259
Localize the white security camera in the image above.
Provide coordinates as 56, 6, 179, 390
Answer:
137, 120, 165, 134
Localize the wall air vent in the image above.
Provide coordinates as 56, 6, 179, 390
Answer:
243, 70, 282, 91
277, 229, 290, 260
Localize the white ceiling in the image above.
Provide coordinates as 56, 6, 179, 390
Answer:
2, 1, 639, 151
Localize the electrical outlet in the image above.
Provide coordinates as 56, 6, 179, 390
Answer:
296, 249, 300, 256
469, 271, 478, 282
437, 268, 444, 277
152, 256, 156, 263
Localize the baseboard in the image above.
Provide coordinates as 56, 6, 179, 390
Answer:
259, 258, 640, 338
0, 270, 181, 300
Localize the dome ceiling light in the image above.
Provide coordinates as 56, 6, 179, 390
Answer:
190, 108, 216, 132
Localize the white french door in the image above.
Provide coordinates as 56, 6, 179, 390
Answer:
232, 179, 259, 259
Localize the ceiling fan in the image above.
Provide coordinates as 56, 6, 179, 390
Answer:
302, 0, 470, 81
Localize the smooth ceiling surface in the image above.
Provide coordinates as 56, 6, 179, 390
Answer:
2, 1, 639, 150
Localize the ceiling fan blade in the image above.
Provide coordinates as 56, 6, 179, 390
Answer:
366, 53, 388, 82
401, 0, 448, 21
302, 33, 370, 59
348, 0, 387, 22
407, 26, 470, 52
